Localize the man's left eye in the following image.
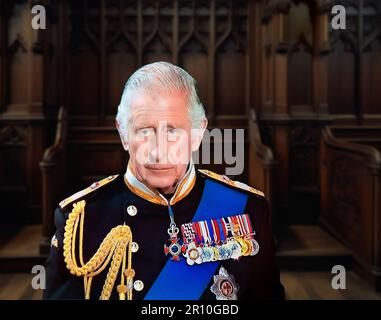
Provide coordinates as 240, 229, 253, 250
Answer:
167, 128, 178, 139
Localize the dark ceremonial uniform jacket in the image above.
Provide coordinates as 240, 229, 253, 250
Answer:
44, 170, 285, 300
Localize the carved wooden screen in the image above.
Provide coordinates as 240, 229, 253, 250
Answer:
66, 0, 254, 128
329, 0, 381, 123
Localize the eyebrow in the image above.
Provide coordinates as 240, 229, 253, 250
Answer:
135, 124, 154, 130
134, 122, 177, 130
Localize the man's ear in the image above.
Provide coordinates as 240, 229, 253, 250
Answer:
191, 117, 208, 152
116, 120, 129, 151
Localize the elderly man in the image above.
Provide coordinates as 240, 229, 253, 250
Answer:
44, 62, 284, 300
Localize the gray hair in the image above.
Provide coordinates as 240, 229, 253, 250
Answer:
116, 61, 206, 139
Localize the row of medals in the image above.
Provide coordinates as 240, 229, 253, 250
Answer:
184, 236, 259, 266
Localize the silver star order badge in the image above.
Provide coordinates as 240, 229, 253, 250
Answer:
210, 266, 239, 300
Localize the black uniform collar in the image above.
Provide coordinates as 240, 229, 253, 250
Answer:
124, 161, 196, 206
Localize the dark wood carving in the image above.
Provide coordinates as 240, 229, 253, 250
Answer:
0, 0, 380, 275
289, 126, 320, 224
331, 156, 362, 233
248, 109, 276, 221
320, 126, 381, 289
329, 0, 381, 123
66, 0, 251, 127
39, 106, 67, 254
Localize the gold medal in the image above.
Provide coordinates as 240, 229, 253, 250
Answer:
212, 246, 220, 261
243, 238, 253, 256
237, 238, 247, 256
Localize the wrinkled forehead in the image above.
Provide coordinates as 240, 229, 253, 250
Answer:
129, 85, 189, 102
128, 89, 191, 127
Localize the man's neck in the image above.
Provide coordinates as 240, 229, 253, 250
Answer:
157, 185, 176, 195
132, 163, 190, 196
124, 161, 196, 206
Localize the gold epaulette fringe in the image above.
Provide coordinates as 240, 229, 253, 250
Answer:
59, 175, 119, 210
198, 169, 265, 198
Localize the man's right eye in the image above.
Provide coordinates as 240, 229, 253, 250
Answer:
137, 128, 154, 136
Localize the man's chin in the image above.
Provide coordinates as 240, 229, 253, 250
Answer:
144, 177, 176, 194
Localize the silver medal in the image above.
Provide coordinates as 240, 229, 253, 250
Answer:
250, 238, 260, 256
201, 246, 214, 262
222, 243, 232, 260
229, 240, 242, 260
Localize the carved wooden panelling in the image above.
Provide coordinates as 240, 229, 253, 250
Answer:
289, 127, 319, 188
320, 126, 381, 263
329, 0, 381, 120
67, 0, 250, 126
0, 125, 27, 187
288, 126, 320, 224
362, 2, 381, 115
331, 156, 362, 233
0, 124, 28, 225
287, 2, 313, 109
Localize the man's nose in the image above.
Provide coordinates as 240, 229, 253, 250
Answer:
148, 131, 168, 164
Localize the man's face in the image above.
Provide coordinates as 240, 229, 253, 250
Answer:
123, 89, 201, 194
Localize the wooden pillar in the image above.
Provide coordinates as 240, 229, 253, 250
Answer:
249, 0, 263, 114
171, 0, 179, 65
207, 0, 216, 125
261, 6, 273, 114
272, 1, 290, 116
261, 1, 291, 220
99, 0, 107, 125
313, 1, 331, 115
0, 1, 10, 113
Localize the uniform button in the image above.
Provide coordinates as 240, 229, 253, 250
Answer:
127, 205, 137, 216
131, 242, 139, 253
133, 280, 144, 291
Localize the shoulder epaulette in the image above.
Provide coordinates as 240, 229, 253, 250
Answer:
59, 175, 119, 210
198, 169, 265, 198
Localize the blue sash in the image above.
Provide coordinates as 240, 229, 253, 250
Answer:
144, 179, 248, 300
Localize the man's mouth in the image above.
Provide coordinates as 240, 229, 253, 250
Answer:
145, 165, 173, 171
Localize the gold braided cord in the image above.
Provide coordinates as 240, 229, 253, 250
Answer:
100, 238, 128, 299
79, 204, 85, 266
125, 241, 134, 300
119, 243, 127, 300
63, 200, 134, 300
85, 276, 93, 299
84, 241, 118, 299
